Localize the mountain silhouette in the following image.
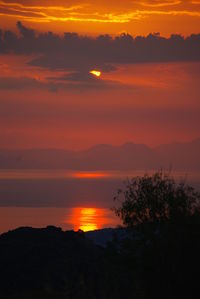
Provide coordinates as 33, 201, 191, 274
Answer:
0, 138, 200, 171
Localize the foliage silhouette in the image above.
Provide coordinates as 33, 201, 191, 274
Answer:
114, 171, 200, 227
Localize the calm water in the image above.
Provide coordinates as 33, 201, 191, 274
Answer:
0, 170, 199, 233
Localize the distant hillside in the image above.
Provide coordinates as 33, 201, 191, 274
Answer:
0, 138, 200, 171
154, 138, 200, 170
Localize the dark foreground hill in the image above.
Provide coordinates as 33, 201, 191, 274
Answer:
0, 226, 104, 299
0, 221, 200, 299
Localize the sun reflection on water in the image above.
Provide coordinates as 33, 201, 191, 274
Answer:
79, 208, 98, 231
67, 207, 119, 232
72, 172, 109, 179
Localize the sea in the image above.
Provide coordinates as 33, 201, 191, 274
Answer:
0, 170, 199, 233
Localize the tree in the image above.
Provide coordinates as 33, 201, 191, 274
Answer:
114, 171, 200, 227
112, 171, 200, 299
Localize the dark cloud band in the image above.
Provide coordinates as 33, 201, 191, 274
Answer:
0, 22, 200, 72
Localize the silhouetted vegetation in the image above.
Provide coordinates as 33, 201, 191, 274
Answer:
0, 172, 200, 299
114, 171, 200, 226
112, 171, 200, 298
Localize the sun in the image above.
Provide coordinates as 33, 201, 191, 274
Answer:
90, 70, 102, 77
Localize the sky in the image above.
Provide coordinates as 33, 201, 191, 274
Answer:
1, 0, 200, 36
0, 0, 200, 150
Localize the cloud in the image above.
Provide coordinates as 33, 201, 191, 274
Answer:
0, 22, 200, 90
0, 22, 200, 72
138, 1, 182, 7
0, 1, 136, 24
0, 74, 129, 91
0, 0, 200, 25
16, 20, 35, 38
0, 75, 61, 92
29, 53, 116, 73
0, 76, 43, 89
48, 71, 100, 82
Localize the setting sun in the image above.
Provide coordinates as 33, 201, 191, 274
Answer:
90, 70, 102, 77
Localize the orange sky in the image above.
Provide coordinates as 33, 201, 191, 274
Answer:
0, 1, 200, 149
1, 1, 200, 231
0, 0, 200, 36
0, 57, 199, 149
